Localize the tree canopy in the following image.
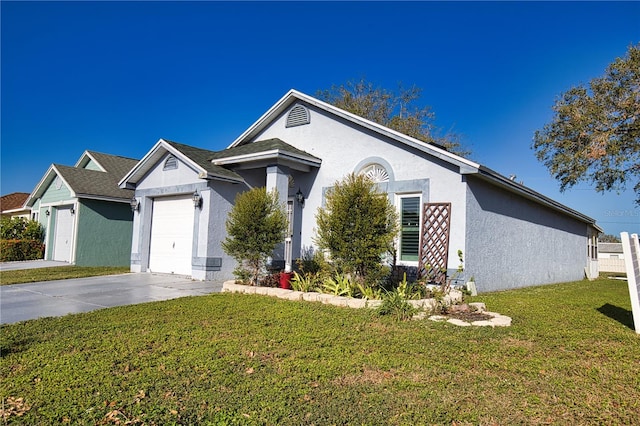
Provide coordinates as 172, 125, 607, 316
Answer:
532, 44, 640, 205
318, 78, 470, 157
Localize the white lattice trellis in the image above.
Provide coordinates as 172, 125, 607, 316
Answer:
418, 203, 451, 282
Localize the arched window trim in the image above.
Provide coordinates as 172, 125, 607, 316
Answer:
360, 163, 390, 183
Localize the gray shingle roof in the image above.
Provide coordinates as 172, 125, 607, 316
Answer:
54, 163, 134, 201
86, 151, 139, 181
598, 243, 623, 254
211, 138, 321, 161
162, 140, 243, 181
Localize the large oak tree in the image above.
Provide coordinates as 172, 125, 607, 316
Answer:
533, 44, 640, 205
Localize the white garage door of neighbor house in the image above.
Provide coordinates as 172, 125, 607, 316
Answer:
149, 195, 195, 276
53, 205, 74, 262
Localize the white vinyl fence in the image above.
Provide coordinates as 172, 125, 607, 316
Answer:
599, 258, 627, 273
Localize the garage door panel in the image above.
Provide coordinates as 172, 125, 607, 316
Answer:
149, 195, 194, 275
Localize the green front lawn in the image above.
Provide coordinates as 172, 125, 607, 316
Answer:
0, 266, 130, 285
1, 278, 638, 424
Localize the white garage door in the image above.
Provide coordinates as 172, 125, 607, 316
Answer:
52, 205, 74, 262
149, 195, 194, 276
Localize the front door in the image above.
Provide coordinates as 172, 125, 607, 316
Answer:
52, 205, 74, 262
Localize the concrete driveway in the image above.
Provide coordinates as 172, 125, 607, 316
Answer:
1, 273, 223, 324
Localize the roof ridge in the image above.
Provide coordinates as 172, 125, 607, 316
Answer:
86, 150, 139, 162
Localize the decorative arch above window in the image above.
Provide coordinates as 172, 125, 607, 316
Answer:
286, 104, 310, 128
163, 155, 178, 171
360, 163, 390, 183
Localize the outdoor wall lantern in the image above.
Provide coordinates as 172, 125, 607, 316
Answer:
45, 209, 50, 216
130, 197, 140, 212
192, 191, 202, 209
70, 207, 75, 215
295, 188, 305, 207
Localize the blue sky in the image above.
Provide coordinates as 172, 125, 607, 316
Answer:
2, 1, 639, 236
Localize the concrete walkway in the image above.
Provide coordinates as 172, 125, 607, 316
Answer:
0, 260, 71, 271
1, 273, 223, 324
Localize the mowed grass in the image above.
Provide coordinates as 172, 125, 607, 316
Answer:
1, 278, 639, 425
0, 266, 130, 285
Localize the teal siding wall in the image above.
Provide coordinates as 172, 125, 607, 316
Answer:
82, 159, 102, 171
39, 176, 73, 260
75, 199, 133, 266
40, 177, 72, 204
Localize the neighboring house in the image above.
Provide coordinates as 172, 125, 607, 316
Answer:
1, 192, 30, 219
26, 151, 139, 266
120, 89, 602, 292
598, 242, 626, 273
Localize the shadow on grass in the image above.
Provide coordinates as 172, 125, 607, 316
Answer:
597, 303, 635, 331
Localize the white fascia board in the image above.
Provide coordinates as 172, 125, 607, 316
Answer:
118, 139, 208, 188
159, 140, 210, 177
212, 149, 322, 168
228, 90, 297, 149
51, 165, 78, 199
197, 171, 245, 183
2, 207, 31, 214
25, 165, 77, 206
118, 139, 168, 188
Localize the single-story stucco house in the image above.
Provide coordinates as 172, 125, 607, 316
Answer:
120, 89, 601, 293
26, 150, 139, 266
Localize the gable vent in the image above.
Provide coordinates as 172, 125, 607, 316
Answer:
286, 104, 310, 128
163, 155, 178, 171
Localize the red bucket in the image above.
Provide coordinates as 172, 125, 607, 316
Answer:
279, 272, 293, 289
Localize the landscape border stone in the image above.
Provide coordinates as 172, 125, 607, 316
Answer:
222, 281, 511, 326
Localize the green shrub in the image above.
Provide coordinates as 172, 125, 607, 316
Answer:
0, 239, 45, 261
0, 218, 45, 261
0, 217, 44, 241
222, 188, 287, 285
314, 173, 398, 287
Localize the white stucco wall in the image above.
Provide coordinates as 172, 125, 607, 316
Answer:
248, 102, 468, 270
130, 152, 245, 280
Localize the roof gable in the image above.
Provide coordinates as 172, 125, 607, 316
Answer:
27, 151, 139, 206
228, 89, 599, 229
75, 150, 139, 180
229, 89, 479, 172
54, 164, 134, 200
119, 139, 243, 188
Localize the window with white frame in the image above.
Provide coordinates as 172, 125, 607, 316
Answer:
398, 195, 421, 262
